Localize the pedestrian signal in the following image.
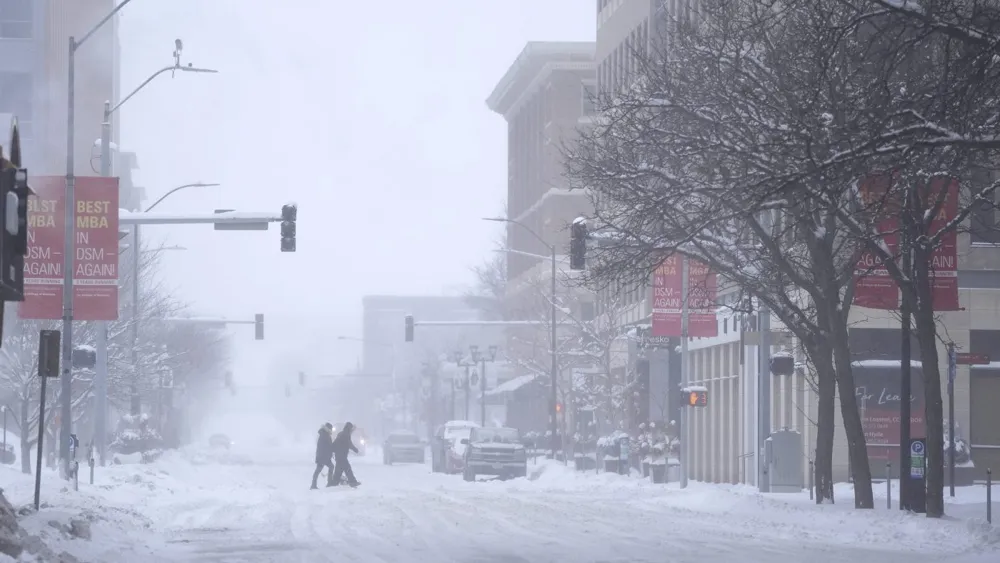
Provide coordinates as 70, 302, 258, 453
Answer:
682, 388, 708, 407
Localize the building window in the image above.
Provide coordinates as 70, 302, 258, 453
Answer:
0, 0, 32, 39
0, 72, 31, 138
969, 167, 1000, 244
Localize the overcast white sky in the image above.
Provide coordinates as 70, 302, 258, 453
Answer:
117, 1, 593, 381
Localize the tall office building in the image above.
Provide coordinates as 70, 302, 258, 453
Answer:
0, 0, 120, 174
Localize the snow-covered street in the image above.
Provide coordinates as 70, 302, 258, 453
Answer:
3, 442, 998, 563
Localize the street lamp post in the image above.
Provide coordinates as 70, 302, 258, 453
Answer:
62, 0, 138, 478
483, 217, 558, 458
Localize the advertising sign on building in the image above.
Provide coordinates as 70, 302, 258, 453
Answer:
20, 176, 120, 321
853, 360, 926, 462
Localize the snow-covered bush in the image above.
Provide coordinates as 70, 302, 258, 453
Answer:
943, 427, 972, 466
109, 414, 164, 463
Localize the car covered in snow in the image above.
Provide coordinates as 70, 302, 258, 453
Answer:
208, 434, 233, 450
331, 423, 368, 456
431, 420, 480, 474
382, 431, 426, 465
461, 426, 527, 481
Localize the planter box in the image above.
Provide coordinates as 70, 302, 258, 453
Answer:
650, 463, 667, 484
604, 458, 620, 473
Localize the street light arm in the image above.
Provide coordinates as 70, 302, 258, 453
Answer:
483, 217, 554, 252
145, 183, 220, 212
495, 248, 567, 262
109, 64, 219, 117
76, 0, 135, 50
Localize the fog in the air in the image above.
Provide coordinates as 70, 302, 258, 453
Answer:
117, 0, 592, 385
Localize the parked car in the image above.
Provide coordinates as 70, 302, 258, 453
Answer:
431, 420, 480, 474
462, 426, 527, 481
208, 434, 232, 450
331, 423, 368, 456
383, 431, 426, 465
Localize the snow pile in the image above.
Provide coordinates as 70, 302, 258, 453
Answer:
479, 460, 999, 555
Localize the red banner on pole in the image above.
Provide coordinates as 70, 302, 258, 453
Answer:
853, 173, 899, 309
651, 255, 682, 337
651, 256, 718, 337
925, 176, 959, 311
20, 176, 120, 321
687, 259, 718, 338
852, 173, 960, 311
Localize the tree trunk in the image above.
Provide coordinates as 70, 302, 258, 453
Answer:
830, 316, 875, 508
19, 440, 31, 474
19, 409, 31, 474
912, 246, 945, 518
810, 340, 837, 504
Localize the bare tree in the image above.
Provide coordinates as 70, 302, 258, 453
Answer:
568, 0, 1000, 514
565, 0, 880, 506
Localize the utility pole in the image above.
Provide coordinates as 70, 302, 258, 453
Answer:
94, 102, 112, 466
758, 301, 772, 493
679, 258, 690, 489
900, 186, 913, 510
549, 243, 558, 458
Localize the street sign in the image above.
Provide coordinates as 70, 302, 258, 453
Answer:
956, 353, 990, 365
908, 438, 927, 513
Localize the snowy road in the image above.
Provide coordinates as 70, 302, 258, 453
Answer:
105, 448, 996, 563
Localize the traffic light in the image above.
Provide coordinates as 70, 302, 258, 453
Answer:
682, 387, 708, 407
570, 217, 587, 270
254, 314, 264, 340
298, 371, 306, 386
0, 165, 28, 302
71, 346, 97, 370
404, 315, 414, 342
280, 204, 296, 252
555, 402, 563, 413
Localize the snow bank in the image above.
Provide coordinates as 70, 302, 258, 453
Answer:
474, 460, 999, 555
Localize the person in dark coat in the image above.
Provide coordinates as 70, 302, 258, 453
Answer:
330, 422, 361, 487
311, 422, 336, 489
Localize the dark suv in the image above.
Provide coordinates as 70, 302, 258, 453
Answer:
461, 427, 527, 481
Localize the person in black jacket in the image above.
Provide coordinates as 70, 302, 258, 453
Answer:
311, 422, 336, 490
329, 422, 361, 487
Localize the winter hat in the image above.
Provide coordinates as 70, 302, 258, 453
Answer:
324, 422, 333, 430
344, 422, 354, 431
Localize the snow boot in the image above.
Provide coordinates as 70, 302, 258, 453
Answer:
310, 484, 318, 490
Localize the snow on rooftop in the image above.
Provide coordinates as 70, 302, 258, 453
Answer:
486, 373, 540, 396
682, 385, 708, 393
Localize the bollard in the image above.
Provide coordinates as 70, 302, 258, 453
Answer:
987, 468, 992, 524
89, 457, 95, 485
886, 463, 892, 510
809, 460, 814, 501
